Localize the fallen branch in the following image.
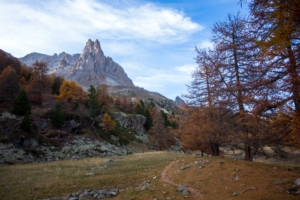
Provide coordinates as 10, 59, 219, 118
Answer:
241, 187, 256, 194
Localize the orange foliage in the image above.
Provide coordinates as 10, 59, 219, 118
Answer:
101, 113, 116, 131
57, 80, 85, 102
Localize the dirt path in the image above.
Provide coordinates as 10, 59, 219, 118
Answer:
160, 160, 203, 199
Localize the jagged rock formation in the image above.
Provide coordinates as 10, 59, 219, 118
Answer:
66, 39, 134, 88
18, 39, 134, 88
19, 52, 80, 74
175, 96, 187, 108
111, 112, 146, 135
111, 112, 149, 144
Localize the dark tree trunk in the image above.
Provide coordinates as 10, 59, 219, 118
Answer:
210, 142, 220, 156
244, 145, 257, 161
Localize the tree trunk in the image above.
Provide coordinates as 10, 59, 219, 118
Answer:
210, 142, 219, 156
244, 145, 256, 161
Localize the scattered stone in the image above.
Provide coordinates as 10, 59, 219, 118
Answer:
179, 164, 193, 170
85, 172, 95, 176
178, 186, 189, 194
287, 186, 300, 195
107, 158, 114, 163
296, 178, 300, 186
141, 186, 147, 191
232, 192, 237, 196
274, 179, 289, 185
92, 165, 117, 170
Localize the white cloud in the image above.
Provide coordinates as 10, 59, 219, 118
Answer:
131, 63, 195, 99
0, 0, 202, 56
174, 63, 197, 75
197, 40, 214, 49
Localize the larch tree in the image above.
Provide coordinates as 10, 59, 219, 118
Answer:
0, 66, 20, 104
239, 0, 300, 150
149, 107, 173, 150
210, 13, 264, 160
58, 80, 85, 103
102, 113, 116, 132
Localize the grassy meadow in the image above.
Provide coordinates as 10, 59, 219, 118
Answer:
0, 151, 299, 200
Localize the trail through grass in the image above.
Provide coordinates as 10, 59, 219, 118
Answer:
0, 152, 299, 200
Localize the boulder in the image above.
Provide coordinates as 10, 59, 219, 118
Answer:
111, 112, 146, 135
33, 118, 50, 132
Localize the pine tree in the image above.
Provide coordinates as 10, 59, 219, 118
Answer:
87, 85, 99, 117
51, 103, 65, 128
144, 109, 153, 130
12, 90, 31, 115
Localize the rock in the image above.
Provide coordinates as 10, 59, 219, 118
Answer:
108, 159, 114, 163
274, 179, 289, 185
23, 138, 39, 148
232, 192, 237, 196
33, 118, 50, 132
296, 178, 300, 186
111, 112, 146, 135
170, 145, 182, 152
66, 39, 134, 88
0, 143, 6, 150
287, 186, 299, 194
15, 149, 26, 159
4, 154, 17, 164
61, 120, 81, 134
180, 164, 193, 170
174, 96, 187, 108
177, 186, 189, 194
62, 146, 71, 154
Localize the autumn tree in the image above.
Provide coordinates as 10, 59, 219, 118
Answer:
102, 113, 116, 132
97, 84, 112, 112
58, 80, 85, 103
149, 107, 173, 150
0, 66, 20, 104
0, 50, 21, 75
26, 61, 50, 105
236, 0, 300, 150
114, 97, 121, 110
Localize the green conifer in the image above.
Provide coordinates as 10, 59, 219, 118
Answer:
12, 90, 31, 115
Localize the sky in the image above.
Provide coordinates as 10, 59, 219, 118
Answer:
0, 0, 249, 100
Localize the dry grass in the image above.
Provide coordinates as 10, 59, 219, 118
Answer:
0, 152, 299, 200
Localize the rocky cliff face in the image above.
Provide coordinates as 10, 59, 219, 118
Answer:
19, 52, 80, 74
175, 96, 187, 108
66, 39, 134, 88
18, 39, 134, 88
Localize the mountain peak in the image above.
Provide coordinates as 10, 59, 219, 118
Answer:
175, 96, 186, 108
66, 39, 134, 88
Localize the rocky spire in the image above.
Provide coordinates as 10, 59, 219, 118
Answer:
66, 39, 134, 88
